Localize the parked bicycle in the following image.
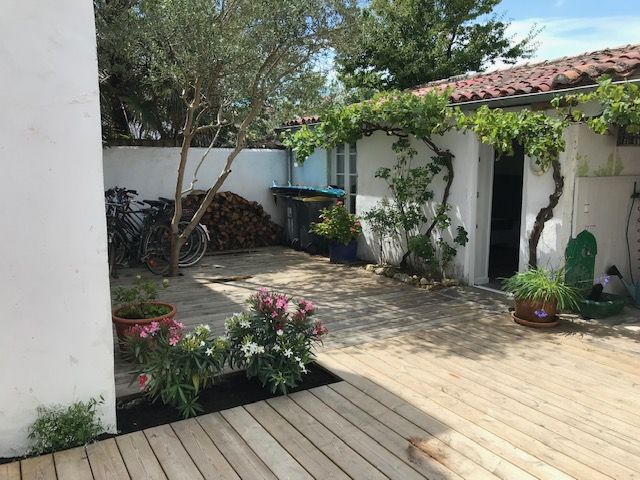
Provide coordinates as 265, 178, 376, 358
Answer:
105, 187, 209, 277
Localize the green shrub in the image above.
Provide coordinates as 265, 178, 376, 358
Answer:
226, 289, 328, 394
112, 275, 170, 319
310, 202, 362, 245
28, 398, 104, 455
503, 268, 579, 310
124, 319, 227, 418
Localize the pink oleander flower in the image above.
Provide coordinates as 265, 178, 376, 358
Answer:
148, 321, 160, 334
169, 334, 180, 346
312, 320, 328, 337
138, 374, 149, 390
298, 299, 315, 314
139, 329, 148, 338
275, 296, 289, 310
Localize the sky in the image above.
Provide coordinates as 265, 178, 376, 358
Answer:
496, 0, 640, 63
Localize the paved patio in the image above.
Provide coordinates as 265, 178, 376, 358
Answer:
4, 247, 640, 479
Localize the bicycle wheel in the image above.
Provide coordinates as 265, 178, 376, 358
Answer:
179, 224, 208, 267
142, 224, 171, 275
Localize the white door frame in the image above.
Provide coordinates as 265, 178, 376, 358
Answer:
474, 143, 494, 285
330, 143, 357, 213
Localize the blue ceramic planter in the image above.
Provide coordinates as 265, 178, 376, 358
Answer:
329, 239, 358, 263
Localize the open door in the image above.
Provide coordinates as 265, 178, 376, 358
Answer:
475, 143, 525, 289
486, 144, 525, 288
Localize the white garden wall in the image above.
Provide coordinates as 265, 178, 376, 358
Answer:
103, 147, 287, 225
0, 0, 116, 456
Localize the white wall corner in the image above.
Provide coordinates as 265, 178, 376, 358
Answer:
0, 0, 116, 456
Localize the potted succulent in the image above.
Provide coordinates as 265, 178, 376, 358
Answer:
111, 275, 176, 341
310, 201, 362, 263
503, 268, 579, 328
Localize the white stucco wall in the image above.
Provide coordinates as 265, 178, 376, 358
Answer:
292, 149, 328, 186
103, 147, 288, 225
355, 131, 479, 281
518, 123, 581, 272
0, 0, 116, 456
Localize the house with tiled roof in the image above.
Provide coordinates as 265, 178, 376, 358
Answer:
285, 44, 640, 291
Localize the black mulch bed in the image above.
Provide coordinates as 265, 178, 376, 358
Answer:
117, 362, 341, 434
0, 364, 341, 464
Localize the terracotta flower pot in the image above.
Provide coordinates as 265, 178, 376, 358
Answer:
112, 301, 177, 342
513, 298, 557, 324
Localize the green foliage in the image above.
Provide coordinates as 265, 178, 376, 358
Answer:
95, 0, 357, 145
284, 89, 456, 162
335, 0, 537, 91
554, 77, 640, 136
225, 290, 328, 394
458, 107, 567, 169
28, 398, 104, 455
111, 275, 170, 319
125, 319, 226, 418
503, 268, 580, 310
310, 202, 362, 245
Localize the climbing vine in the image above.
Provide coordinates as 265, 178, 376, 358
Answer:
284, 78, 640, 273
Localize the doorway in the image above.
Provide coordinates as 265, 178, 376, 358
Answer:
486, 144, 525, 288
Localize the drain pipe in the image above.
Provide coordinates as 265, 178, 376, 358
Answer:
286, 148, 293, 185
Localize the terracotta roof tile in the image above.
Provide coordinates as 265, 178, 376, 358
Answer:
284, 44, 640, 126
413, 44, 640, 103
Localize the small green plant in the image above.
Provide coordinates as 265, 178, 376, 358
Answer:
28, 398, 104, 455
112, 275, 170, 319
226, 289, 328, 394
310, 202, 362, 245
503, 268, 579, 310
124, 319, 227, 418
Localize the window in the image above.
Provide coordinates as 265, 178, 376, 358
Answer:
332, 143, 357, 213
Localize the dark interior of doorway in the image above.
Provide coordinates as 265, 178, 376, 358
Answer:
487, 143, 525, 289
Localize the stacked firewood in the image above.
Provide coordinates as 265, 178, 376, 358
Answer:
183, 191, 282, 251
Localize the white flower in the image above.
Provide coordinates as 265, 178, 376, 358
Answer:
276, 329, 284, 336
200, 341, 206, 347
241, 341, 265, 358
272, 344, 281, 352
294, 356, 301, 362
239, 318, 251, 329
205, 348, 213, 356
202, 324, 211, 331
300, 365, 308, 374
283, 348, 293, 358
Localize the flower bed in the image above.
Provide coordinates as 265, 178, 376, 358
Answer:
123, 288, 331, 419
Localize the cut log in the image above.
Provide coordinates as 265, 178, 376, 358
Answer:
183, 191, 282, 251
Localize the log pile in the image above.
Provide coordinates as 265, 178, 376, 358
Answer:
183, 191, 282, 251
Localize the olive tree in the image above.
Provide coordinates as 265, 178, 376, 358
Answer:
135, 0, 355, 275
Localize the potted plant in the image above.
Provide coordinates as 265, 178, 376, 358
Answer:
503, 268, 579, 328
112, 275, 176, 341
310, 201, 362, 263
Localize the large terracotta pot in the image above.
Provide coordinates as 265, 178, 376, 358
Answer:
513, 298, 557, 324
112, 301, 177, 342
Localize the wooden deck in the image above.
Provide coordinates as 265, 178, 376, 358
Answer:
4, 247, 640, 479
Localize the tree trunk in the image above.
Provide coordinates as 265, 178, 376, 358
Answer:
168, 81, 201, 276
528, 159, 564, 268
171, 100, 263, 269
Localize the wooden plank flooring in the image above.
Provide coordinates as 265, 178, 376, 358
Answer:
6, 247, 640, 479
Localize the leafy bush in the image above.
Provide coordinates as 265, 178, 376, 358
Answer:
112, 275, 170, 319
503, 268, 579, 310
28, 398, 104, 455
124, 319, 226, 418
310, 202, 362, 245
226, 288, 328, 394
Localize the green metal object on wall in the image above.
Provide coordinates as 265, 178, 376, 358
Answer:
565, 230, 597, 293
